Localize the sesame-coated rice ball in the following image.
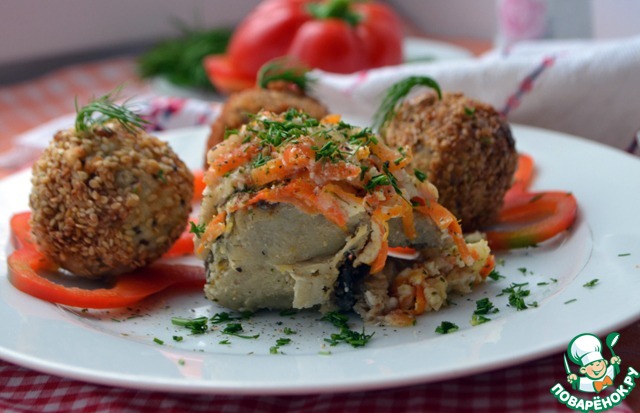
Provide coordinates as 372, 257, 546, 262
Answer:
29, 120, 193, 277
382, 92, 517, 231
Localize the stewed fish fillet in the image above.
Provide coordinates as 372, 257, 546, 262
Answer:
196, 109, 494, 325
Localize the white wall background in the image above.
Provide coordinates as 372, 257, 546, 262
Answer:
1, 0, 639, 69
0, 0, 261, 66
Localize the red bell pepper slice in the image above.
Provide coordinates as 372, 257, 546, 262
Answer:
485, 154, 578, 249
7, 211, 203, 308
7, 248, 204, 309
10, 211, 196, 259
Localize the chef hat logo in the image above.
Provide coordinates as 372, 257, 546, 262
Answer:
568, 333, 604, 367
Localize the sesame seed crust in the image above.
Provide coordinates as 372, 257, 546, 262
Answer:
29, 121, 193, 277
382, 92, 518, 231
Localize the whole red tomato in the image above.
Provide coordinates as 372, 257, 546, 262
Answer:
205, 0, 404, 93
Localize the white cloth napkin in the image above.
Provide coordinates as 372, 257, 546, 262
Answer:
310, 35, 640, 154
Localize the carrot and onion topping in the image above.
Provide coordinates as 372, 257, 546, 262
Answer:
197, 108, 481, 274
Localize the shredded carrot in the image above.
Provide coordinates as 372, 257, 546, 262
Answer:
210, 145, 259, 178
368, 141, 407, 171
251, 143, 314, 186
369, 214, 389, 273
413, 284, 426, 315
282, 141, 314, 166
370, 240, 388, 274
197, 212, 227, 255
312, 161, 360, 182
414, 202, 456, 231
479, 254, 496, 279
415, 202, 473, 265
250, 157, 289, 186
246, 179, 348, 229
321, 114, 342, 124
400, 201, 416, 240
323, 183, 362, 206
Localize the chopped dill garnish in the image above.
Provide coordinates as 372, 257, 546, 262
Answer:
270, 337, 293, 354
171, 316, 209, 334
470, 314, 490, 326
221, 323, 260, 339
252, 152, 271, 168
210, 311, 253, 324
473, 298, 499, 315
564, 299, 577, 304
365, 162, 403, 198
312, 140, 346, 162
348, 128, 377, 145
365, 174, 392, 192
172, 335, 183, 342
359, 165, 370, 181
321, 312, 374, 348
414, 169, 427, 182
224, 128, 239, 139
435, 321, 459, 334
498, 282, 530, 311
189, 221, 206, 238
153, 337, 164, 345
487, 270, 506, 281
283, 327, 297, 335
583, 279, 599, 288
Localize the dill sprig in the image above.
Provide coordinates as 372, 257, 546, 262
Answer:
257, 58, 313, 92
75, 90, 147, 133
137, 23, 231, 90
373, 76, 442, 132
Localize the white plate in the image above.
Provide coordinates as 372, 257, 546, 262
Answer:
1, 125, 640, 395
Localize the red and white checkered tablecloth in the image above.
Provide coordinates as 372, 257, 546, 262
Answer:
0, 57, 638, 413
1, 354, 632, 413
